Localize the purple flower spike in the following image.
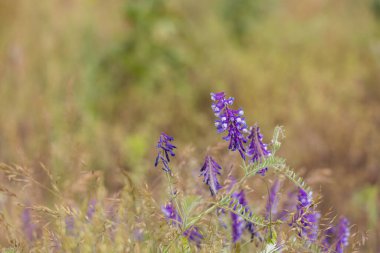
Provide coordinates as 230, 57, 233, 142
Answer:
266, 180, 281, 220
86, 199, 97, 221
184, 226, 204, 248
22, 208, 37, 242
106, 204, 119, 241
291, 188, 320, 242
322, 217, 350, 253
247, 125, 271, 176
322, 226, 336, 251
155, 133, 176, 173
335, 217, 350, 253
246, 218, 261, 242
200, 156, 222, 196
161, 202, 182, 227
161, 202, 203, 247
230, 190, 259, 242
211, 92, 248, 159
231, 209, 245, 243
65, 215, 75, 236
298, 188, 312, 208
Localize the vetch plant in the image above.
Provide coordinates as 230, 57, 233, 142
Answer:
0, 91, 354, 252
162, 202, 203, 248
155, 91, 351, 252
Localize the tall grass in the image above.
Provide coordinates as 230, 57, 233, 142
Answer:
0, 0, 379, 251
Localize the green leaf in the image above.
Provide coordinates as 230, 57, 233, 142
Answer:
273, 165, 311, 193
181, 195, 202, 222
217, 195, 274, 227
244, 156, 286, 177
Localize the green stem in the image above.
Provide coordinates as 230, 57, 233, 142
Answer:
165, 172, 183, 222
184, 203, 218, 229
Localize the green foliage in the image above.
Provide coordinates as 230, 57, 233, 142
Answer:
352, 185, 378, 229
242, 127, 311, 193
181, 195, 203, 222
372, 0, 380, 19
273, 165, 311, 194
242, 156, 286, 177
218, 195, 268, 227
218, 0, 271, 44
1, 249, 19, 253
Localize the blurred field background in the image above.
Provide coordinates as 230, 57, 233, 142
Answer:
0, 0, 379, 251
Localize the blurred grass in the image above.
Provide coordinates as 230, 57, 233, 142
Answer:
0, 0, 379, 251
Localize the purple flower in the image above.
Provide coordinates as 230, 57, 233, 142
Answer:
162, 202, 203, 247
86, 199, 97, 221
291, 188, 320, 242
231, 208, 245, 242
322, 226, 336, 251
335, 217, 350, 253
161, 202, 182, 227
265, 180, 281, 220
230, 190, 259, 242
200, 155, 222, 196
133, 228, 144, 241
246, 220, 261, 242
106, 204, 119, 241
322, 217, 350, 253
65, 215, 75, 236
21, 208, 37, 242
183, 226, 203, 248
211, 92, 248, 159
247, 125, 271, 175
155, 133, 176, 173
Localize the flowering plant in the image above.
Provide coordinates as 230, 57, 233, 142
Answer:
0, 91, 352, 252
157, 91, 351, 252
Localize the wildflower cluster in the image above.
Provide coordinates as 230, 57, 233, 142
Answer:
155, 91, 351, 251
161, 203, 203, 248
211, 92, 249, 159
0, 90, 353, 252
211, 92, 271, 176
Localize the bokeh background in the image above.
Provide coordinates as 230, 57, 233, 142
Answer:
0, 0, 379, 251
